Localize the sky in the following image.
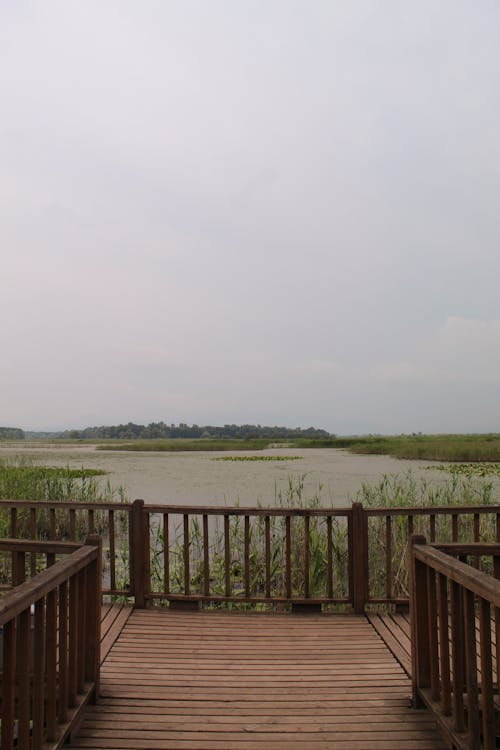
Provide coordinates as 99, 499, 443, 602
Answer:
1, 1, 500, 435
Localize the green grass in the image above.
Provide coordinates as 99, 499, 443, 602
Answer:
338, 433, 500, 462
148, 470, 499, 608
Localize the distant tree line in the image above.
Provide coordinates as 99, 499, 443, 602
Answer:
60, 422, 333, 440
0, 427, 25, 440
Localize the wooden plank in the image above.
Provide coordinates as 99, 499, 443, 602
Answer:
100, 604, 133, 662
69, 610, 446, 749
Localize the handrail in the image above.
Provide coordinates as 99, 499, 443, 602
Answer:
0, 536, 102, 749
131, 500, 354, 610
410, 536, 500, 750
2, 499, 500, 610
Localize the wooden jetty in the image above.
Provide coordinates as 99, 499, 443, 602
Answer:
1, 500, 500, 748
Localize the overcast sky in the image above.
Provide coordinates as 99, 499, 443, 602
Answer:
1, 1, 499, 434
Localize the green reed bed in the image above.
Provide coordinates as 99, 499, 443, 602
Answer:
148, 475, 350, 608
359, 471, 498, 601
97, 439, 272, 452
148, 471, 499, 609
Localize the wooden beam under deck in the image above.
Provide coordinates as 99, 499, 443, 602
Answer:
82, 608, 447, 749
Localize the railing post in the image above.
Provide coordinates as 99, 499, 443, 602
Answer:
352, 503, 368, 613
131, 499, 150, 608
409, 534, 430, 708
85, 534, 102, 700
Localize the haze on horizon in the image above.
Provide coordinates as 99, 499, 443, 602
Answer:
1, 2, 499, 436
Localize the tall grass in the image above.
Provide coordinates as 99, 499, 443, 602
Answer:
149, 471, 499, 609
0, 457, 129, 589
358, 471, 498, 601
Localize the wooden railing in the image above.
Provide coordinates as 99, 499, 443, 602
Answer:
410, 537, 500, 750
0, 500, 131, 597
0, 537, 102, 749
365, 505, 500, 607
2, 499, 500, 611
132, 502, 354, 610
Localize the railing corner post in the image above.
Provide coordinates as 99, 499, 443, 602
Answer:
409, 534, 429, 708
84, 534, 102, 699
131, 499, 150, 609
352, 503, 368, 614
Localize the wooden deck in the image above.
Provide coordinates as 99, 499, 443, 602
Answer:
67, 607, 448, 749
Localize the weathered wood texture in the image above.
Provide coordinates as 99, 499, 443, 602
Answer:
71, 610, 446, 749
410, 540, 500, 750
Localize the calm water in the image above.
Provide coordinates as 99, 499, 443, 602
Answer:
0, 442, 465, 507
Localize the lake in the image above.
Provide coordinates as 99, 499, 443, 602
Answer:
0, 442, 475, 506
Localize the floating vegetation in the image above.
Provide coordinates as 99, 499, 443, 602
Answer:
425, 463, 500, 479
212, 455, 302, 462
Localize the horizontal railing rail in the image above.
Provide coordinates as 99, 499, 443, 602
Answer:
0, 536, 102, 749
410, 537, 500, 750
2, 499, 500, 611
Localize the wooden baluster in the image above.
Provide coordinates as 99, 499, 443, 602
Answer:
69, 574, 79, 706
429, 514, 436, 543
17, 606, 31, 750
265, 516, 271, 598
131, 499, 149, 608
450, 579, 465, 732
33, 597, 46, 749
437, 573, 451, 715
1, 619, 16, 749
88, 508, 95, 535
85, 536, 102, 698
10, 507, 17, 584
478, 597, 495, 749
58, 580, 69, 723
407, 515, 414, 538
452, 514, 458, 542
327, 516, 333, 599
285, 515, 291, 598
472, 513, 480, 569
30, 507, 37, 575
183, 514, 190, 596
224, 515, 231, 597
108, 510, 116, 591
494, 556, 500, 699
385, 515, 392, 600
46, 588, 58, 741
15, 549, 26, 585
352, 504, 368, 613
203, 514, 209, 596
409, 535, 430, 707
69, 508, 76, 540
426, 568, 439, 701
77, 568, 86, 693
463, 588, 480, 747
244, 515, 250, 598
50, 507, 56, 539
163, 513, 170, 595
304, 515, 310, 598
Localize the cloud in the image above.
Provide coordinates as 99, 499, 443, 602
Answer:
370, 317, 500, 386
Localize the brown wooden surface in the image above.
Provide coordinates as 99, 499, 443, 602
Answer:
71, 609, 446, 749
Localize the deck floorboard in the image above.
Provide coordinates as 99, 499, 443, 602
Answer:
76, 609, 448, 749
